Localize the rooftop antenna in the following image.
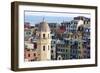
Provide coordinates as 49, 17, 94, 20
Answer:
43, 17, 45, 22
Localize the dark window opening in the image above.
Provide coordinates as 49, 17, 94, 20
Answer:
43, 46, 45, 51
51, 50, 53, 53
59, 57, 61, 60
34, 43, 37, 49
34, 53, 36, 56
43, 34, 45, 38
27, 49, 30, 51
28, 54, 30, 57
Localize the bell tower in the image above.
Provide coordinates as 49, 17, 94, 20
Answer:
37, 21, 51, 61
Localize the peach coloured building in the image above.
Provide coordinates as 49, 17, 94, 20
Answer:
24, 49, 38, 61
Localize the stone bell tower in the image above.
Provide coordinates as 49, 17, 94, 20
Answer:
37, 20, 51, 61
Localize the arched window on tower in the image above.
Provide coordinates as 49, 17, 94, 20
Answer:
43, 34, 45, 39
43, 46, 45, 51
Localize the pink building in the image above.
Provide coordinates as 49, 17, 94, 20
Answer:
24, 49, 38, 61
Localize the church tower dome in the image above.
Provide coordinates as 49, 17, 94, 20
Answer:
38, 21, 50, 32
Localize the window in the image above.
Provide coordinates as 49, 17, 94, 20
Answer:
43, 34, 45, 38
59, 57, 61, 60
31, 59, 35, 61
79, 46, 80, 49
34, 43, 37, 49
51, 46, 53, 48
51, 50, 53, 53
84, 21, 85, 24
63, 49, 65, 52
66, 55, 67, 57
43, 46, 45, 51
58, 49, 60, 51
48, 34, 49, 38
27, 31, 31, 35
28, 54, 30, 57
78, 56, 81, 59
66, 49, 67, 52
54, 41, 55, 44
48, 45, 49, 50
34, 53, 36, 56
27, 49, 30, 51
84, 51, 87, 53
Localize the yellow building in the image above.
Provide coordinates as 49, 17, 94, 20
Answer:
37, 21, 51, 61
